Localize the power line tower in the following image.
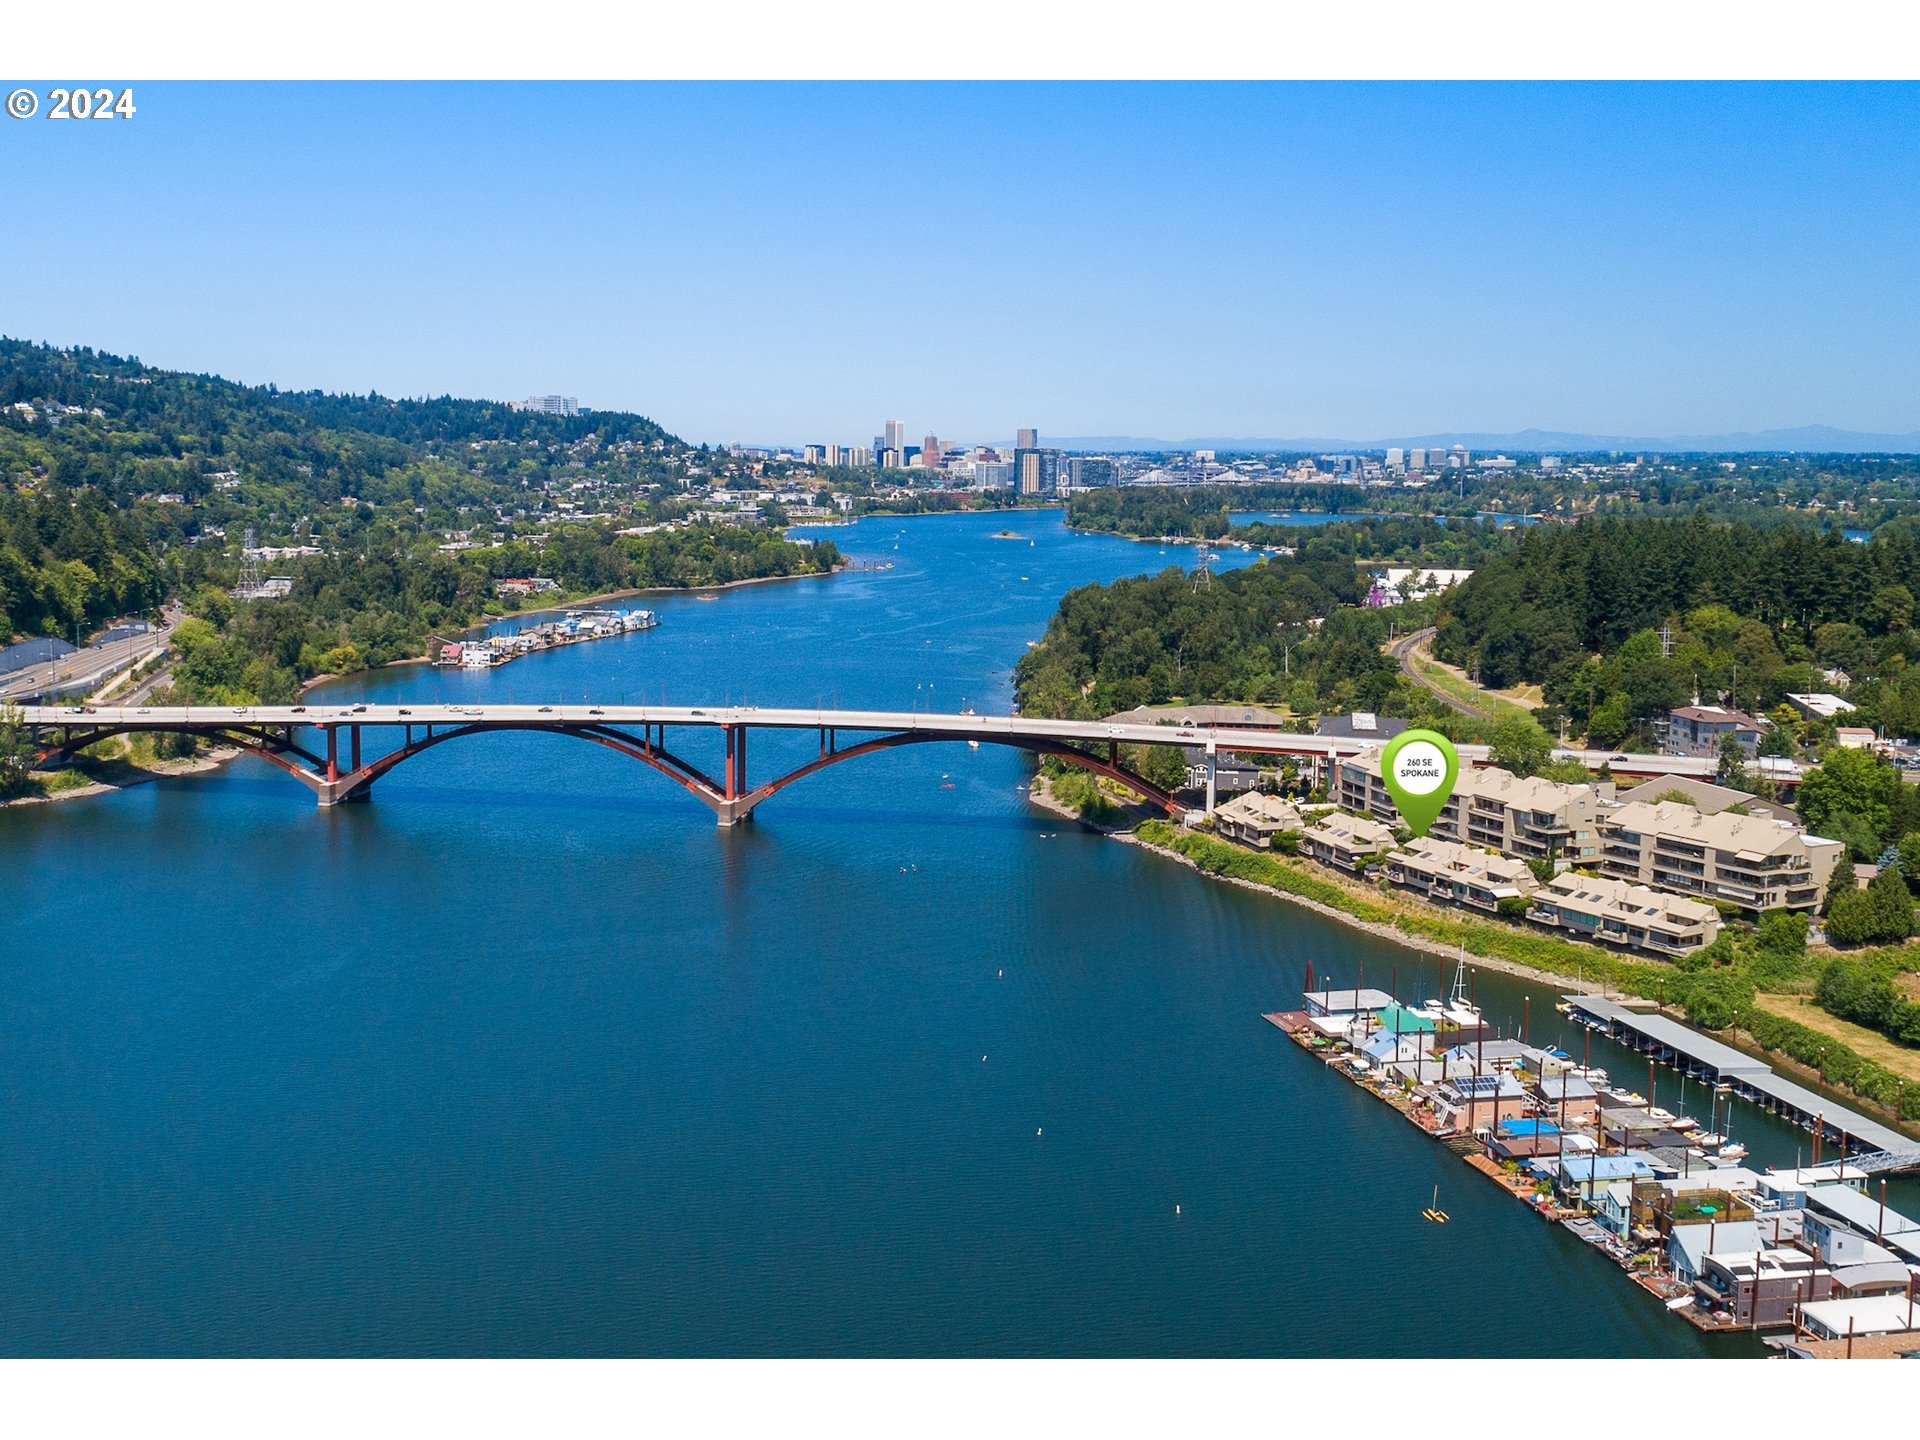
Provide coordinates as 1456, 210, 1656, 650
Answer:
1659, 623, 1673, 658
237, 527, 263, 595
1192, 545, 1214, 592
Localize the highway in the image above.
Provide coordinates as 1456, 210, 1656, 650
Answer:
0, 617, 174, 702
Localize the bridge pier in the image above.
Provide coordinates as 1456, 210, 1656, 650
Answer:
314, 775, 373, 806
713, 795, 758, 827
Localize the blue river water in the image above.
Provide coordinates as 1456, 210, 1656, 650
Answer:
0, 510, 1899, 1356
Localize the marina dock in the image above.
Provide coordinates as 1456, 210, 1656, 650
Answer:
434, 607, 658, 670
1564, 995, 1920, 1168
1265, 969, 1920, 1355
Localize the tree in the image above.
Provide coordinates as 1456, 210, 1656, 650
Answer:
1585, 693, 1632, 749
1825, 853, 1856, 914
1715, 730, 1753, 789
1869, 862, 1916, 940
1898, 832, 1920, 895
1755, 910, 1809, 959
0, 702, 36, 799
1797, 746, 1902, 851
1130, 743, 1190, 795
1826, 865, 1914, 944
1489, 716, 1552, 778
1684, 969, 1753, 1031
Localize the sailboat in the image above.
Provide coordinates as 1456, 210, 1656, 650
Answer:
1414, 943, 1481, 1029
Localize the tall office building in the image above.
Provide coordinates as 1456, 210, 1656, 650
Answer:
1409, 447, 1427, 470
845, 446, 872, 467
1016, 427, 1038, 449
883, 420, 906, 453
1385, 447, 1405, 469
881, 448, 903, 469
1068, 457, 1116, 487
1014, 447, 1061, 497
923, 435, 941, 470
803, 445, 823, 464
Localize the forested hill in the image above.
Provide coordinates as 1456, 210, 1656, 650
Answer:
1430, 513, 1920, 745
0, 337, 680, 505
0, 340, 847, 702
1013, 528, 1480, 739
1435, 514, 1920, 688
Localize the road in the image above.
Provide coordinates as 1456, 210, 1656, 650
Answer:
0, 614, 175, 703
15, 700, 1771, 782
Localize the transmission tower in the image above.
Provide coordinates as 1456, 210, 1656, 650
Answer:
237, 527, 263, 595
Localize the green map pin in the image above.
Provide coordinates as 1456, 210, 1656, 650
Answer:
1379, 728, 1460, 837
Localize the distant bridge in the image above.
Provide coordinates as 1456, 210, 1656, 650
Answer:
16, 702, 1751, 826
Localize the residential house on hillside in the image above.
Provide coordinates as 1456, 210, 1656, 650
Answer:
1656, 705, 1764, 759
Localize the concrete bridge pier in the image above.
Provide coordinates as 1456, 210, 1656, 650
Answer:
713, 796, 758, 827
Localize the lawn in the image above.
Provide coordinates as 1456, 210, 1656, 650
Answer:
1758, 992, 1920, 1085
1408, 646, 1540, 727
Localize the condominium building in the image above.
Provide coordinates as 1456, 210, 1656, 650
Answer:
1067, 456, 1116, 487
1384, 837, 1539, 915
1213, 792, 1304, 849
1014, 448, 1061, 497
1596, 800, 1843, 915
1337, 749, 1612, 866
1299, 813, 1396, 873
1527, 872, 1722, 957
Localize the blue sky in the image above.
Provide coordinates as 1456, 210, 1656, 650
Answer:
4, 82, 1917, 444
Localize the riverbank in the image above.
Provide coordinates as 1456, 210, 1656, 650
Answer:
2, 745, 238, 809
297, 564, 844, 698
1119, 822, 1586, 986
1108, 816, 1920, 1136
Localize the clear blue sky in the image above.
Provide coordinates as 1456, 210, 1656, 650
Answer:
5, 82, 1917, 444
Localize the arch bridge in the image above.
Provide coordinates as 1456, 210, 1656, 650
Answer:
14, 702, 1742, 827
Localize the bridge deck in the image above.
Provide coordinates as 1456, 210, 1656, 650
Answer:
11, 703, 1745, 778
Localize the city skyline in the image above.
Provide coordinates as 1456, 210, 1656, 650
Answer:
6, 83, 1919, 446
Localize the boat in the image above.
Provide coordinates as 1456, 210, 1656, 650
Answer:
1719, 1142, 1749, 1161
1665, 1295, 1697, 1312
1649, 1106, 1676, 1124
1695, 1132, 1726, 1151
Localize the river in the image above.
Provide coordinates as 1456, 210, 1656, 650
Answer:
0, 510, 1895, 1356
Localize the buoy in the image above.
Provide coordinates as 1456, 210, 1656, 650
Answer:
1175, 1205, 1181, 1216
982, 1055, 987, 1063
1036, 1128, 1043, 1137
998, 969, 1004, 978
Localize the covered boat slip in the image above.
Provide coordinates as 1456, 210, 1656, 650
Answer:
1564, 995, 1918, 1164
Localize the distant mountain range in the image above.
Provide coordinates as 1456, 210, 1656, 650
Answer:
1047, 425, 1920, 455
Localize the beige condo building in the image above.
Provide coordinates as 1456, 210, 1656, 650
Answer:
1596, 800, 1843, 916
1336, 748, 1613, 868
